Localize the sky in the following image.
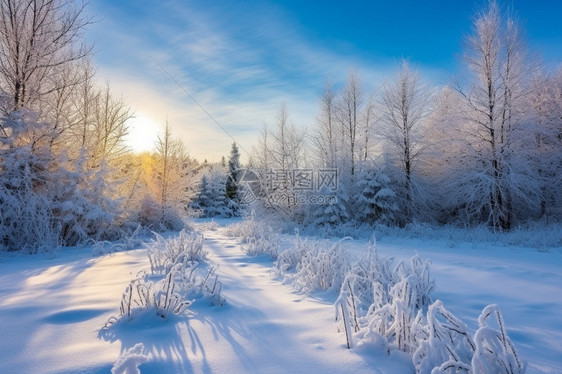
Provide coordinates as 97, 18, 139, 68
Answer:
83, 0, 562, 162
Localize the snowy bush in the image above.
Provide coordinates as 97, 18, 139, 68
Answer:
106, 230, 223, 325
147, 230, 206, 275
275, 232, 350, 293
226, 211, 279, 258
336, 241, 434, 352
130, 195, 186, 232
471, 304, 526, 374
0, 110, 123, 252
274, 230, 310, 274
113, 258, 223, 322
413, 300, 475, 373
328, 240, 525, 373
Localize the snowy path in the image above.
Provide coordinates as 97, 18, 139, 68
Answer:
138, 229, 411, 373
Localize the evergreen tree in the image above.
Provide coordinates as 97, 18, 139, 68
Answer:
226, 142, 241, 201
355, 169, 398, 225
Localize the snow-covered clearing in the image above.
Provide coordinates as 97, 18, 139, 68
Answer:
0, 221, 560, 373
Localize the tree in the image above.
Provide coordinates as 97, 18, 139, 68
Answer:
355, 168, 397, 225
336, 71, 367, 178
313, 81, 338, 168
453, 1, 539, 230
0, 0, 91, 112
154, 121, 190, 209
269, 104, 306, 172
528, 70, 562, 220
378, 60, 431, 223
190, 165, 237, 218
226, 142, 241, 200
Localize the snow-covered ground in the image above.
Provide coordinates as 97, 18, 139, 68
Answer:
0, 221, 560, 373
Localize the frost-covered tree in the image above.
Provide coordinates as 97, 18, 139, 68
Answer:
0, 0, 91, 112
189, 165, 238, 218
336, 71, 368, 178
269, 104, 306, 172
377, 60, 432, 224
226, 142, 241, 201
355, 168, 397, 225
313, 81, 339, 169
0, 109, 121, 251
310, 187, 350, 227
450, 1, 540, 229
155, 121, 190, 209
527, 70, 562, 220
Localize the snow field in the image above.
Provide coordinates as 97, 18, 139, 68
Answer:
0, 221, 560, 373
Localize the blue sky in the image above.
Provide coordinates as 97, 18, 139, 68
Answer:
84, 0, 562, 161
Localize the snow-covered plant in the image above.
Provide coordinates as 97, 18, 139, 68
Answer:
275, 230, 316, 275
276, 232, 350, 293
107, 228, 224, 324
115, 260, 223, 322
310, 187, 350, 227
294, 239, 350, 293
189, 166, 239, 218
471, 304, 526, 374
131, 194, 185, 232
335, 241, 434, 355
243, 224, 279, 258
413, 300, 475, 373
111, 343, 148, 374
147, 230, 206, 275
355, 169, 398, 225
226, 210, 279, 258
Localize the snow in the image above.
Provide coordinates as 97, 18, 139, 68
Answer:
0, 221, 561, 373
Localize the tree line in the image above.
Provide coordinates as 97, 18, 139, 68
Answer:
1, 1, 559, 252
249, 1, 561, 230
0, 0, 198, 251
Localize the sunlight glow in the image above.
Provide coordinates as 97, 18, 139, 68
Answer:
125, 114, 162, 153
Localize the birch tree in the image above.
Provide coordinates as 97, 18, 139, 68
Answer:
453, 1, 539, 230
378, 60, 431, 223
0, 0, 91, 112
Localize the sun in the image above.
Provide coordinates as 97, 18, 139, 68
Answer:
125, 114, 162, 153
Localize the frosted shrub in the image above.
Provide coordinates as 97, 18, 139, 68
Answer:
244, 224, 279, 258
332, 242, 525, 373
471, 305, 526, 374
275, 230, 310, 274
275, 232, 350, 293
117, 267, 192, 320
413, 301, 475, 373
113, 258, 224, 323
147, 230, 206, 275
336, 240, 434, 352
226, 211, 279, 258
106, 230, 223, 325
294, 239, 350, 293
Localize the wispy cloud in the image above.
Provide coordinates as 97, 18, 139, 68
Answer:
85, 1, 403, 161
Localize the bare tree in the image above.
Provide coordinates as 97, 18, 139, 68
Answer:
155, 121, 190, 208
313, 81, 338, 168
0, 0, 91, 112
269, 103, 305, 172
378, 60, 431, 220
455, 1, 539, 230
336, 71, 366, 177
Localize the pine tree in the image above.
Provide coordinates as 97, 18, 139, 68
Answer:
226, 142, 241, 201
355, 169, 398, 225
